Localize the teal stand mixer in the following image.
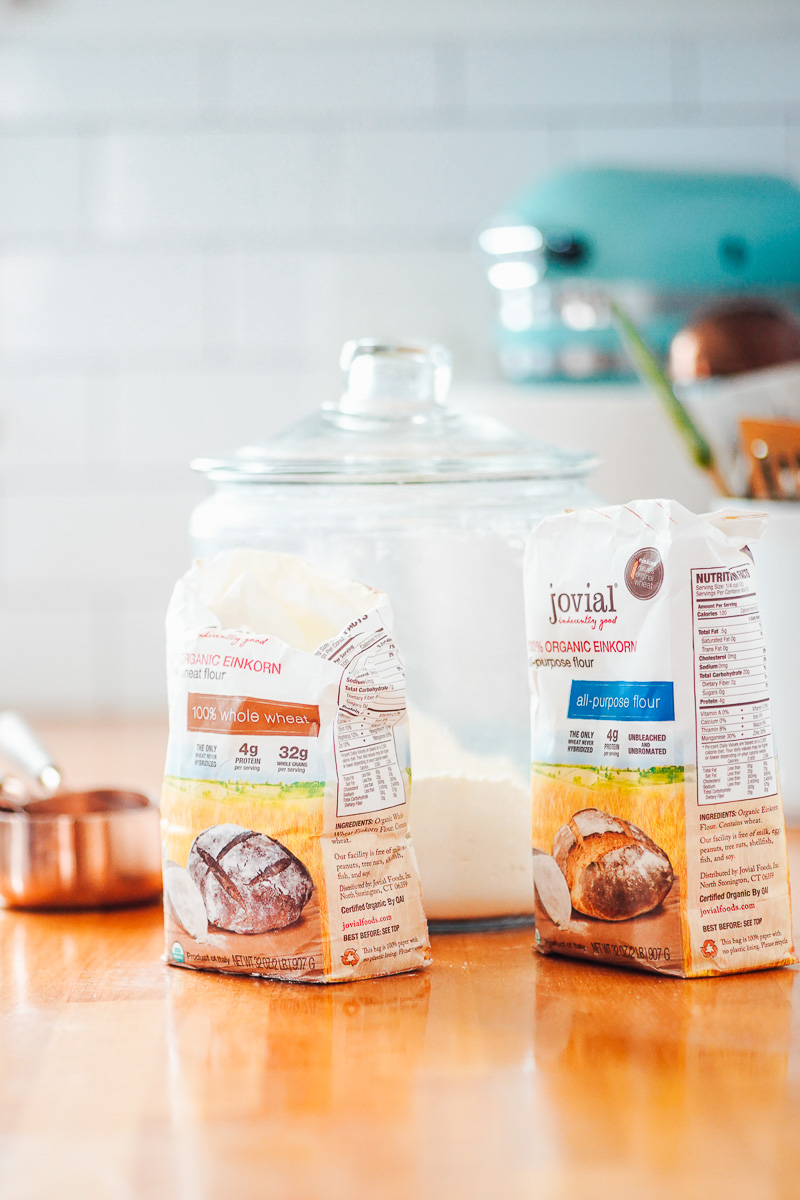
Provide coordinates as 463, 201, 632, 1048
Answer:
479, 166, 800, 383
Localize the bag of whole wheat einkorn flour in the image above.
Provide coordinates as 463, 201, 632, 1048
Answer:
524, 499, 796, 978
161, 548, 430, 984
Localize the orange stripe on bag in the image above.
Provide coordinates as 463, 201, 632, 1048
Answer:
187, 693, 320, 737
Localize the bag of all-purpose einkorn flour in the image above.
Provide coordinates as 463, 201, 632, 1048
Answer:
524, 499, 796, 978
161, 549, 430, 984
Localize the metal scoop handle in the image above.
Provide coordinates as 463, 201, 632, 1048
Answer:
0, 712, 62, 794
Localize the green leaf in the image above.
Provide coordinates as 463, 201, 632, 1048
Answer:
610, 299, 715, 471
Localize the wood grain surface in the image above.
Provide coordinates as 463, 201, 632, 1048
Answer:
1, 721, 798, 1200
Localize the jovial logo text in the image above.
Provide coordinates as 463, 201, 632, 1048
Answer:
549, 584, 617, 626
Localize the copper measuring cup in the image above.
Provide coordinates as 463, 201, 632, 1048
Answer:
0, 713, 162, 909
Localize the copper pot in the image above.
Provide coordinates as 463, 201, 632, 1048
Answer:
669, 301, 800, 383
0, 714, 162, 909
0, 787, 160, 907
0, 789, 162, 909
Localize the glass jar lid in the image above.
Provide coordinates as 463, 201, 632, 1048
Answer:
192, 341, 596, 485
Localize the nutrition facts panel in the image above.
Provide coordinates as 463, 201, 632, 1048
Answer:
691, 563, 777, 806
318, 614, 408, 819
337, 728, 405, 814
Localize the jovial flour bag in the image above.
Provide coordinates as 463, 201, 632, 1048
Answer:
524, 499, 795, 977
161, 549, 430, 983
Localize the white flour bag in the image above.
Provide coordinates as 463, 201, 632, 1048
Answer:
162, 549, 430, 983
524, 499, 795, 977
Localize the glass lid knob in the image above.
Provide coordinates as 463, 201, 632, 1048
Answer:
333, 340, 453, 420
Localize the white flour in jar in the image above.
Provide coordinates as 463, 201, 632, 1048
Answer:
407, 708, 533, 921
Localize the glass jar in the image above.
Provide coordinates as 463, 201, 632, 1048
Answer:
191, 341, 597, 927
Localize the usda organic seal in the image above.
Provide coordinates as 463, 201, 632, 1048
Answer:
171, 941, 185, 964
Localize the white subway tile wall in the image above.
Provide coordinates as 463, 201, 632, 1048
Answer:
463, 39, 675, 109
696, 37, 800, 106
224, 45, 440, 114
0, 135, 83, 235
0, 46, 204, 120
89, 132, 325, 238
339, 128, 552, 238
205, 253, 317, 357
0, 5, 798, 714
574, 123, 790, 172
0, 251, 207, 357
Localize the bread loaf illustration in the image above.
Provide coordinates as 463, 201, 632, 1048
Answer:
553, 808, 673, 921
187, 823, 313, 934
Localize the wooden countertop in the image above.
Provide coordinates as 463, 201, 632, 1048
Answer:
1, 722, 799, 1200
